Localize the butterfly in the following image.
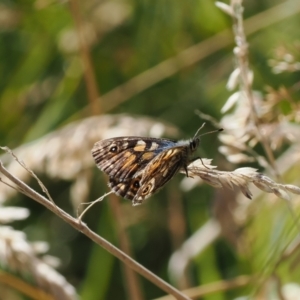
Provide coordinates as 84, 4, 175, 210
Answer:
91, 126, 210, 206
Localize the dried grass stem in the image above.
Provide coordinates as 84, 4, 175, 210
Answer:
0, 161, 191, 300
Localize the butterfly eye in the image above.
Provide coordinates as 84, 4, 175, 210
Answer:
191, 138, 199, 151
109, 146, 118, 153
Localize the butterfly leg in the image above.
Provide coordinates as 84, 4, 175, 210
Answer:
184, 164, 190, 177
189, 156, 210, 169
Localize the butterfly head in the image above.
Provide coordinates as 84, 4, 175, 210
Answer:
190, 137, 200, 152
189, 123, 223, 153
189, 124, 205, 152
192, 123, 223, 149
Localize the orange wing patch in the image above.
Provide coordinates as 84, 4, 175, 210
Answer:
142, 152, 155, 160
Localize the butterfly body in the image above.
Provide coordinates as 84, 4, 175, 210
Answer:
92, 136, 200, 205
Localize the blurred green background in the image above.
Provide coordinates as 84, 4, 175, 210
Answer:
1, 0, 300, 299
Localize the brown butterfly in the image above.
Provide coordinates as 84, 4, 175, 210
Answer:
91, 126, 212, 206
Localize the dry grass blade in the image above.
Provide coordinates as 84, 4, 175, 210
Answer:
185, 160, 300, 201
1, 146, 55, 204
78, 191, 114, 220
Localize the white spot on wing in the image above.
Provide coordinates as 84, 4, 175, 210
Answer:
137, 140, 146, 146
149, 142, 159, 151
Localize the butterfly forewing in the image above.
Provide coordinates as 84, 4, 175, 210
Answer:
92, 137, 177, 178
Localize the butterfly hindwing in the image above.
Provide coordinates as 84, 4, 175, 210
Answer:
132, 147, 186, 205
107, 147, 185, 204
108, 176, 142, 201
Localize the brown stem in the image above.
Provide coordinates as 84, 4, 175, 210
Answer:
69, 0, 101, 115
0, 271, 54, 300
109, 194, 145, 300
154, 275, 252, 300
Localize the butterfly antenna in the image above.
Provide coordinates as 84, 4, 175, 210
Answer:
193, 122, 206, 139
192, 125, 223, 170
197, 127, 223, 138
